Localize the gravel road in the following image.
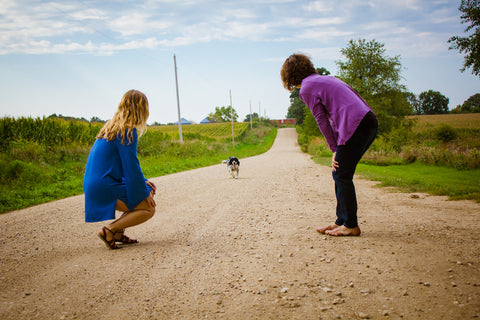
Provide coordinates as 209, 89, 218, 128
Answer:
1, 128, 479, 319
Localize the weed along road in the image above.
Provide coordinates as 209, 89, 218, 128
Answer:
1, 128, 479, 319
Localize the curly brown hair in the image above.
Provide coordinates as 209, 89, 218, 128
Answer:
280, 53, 316, 91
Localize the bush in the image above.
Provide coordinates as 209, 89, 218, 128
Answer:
435, 124, 457, 142
307, 137, 332, 157
0, 160, 47, 184
8, 140, 44, 163
241, 126, 270, 144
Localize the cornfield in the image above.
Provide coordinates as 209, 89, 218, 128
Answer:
149, 122, 250, 140
0, 116, 102, 151
0, 117, 251, 153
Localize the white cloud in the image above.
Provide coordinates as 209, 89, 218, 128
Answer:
299, 28, 354, 42
300, 47, 342, 61
304, 17, 346, 27
0, 37, 168, 55
302, 1, 334, 13
222, 21, 270, 40
227, 8, 258, 19
367, 0, 421, 11
69, 8, 107, 21
108, 12, 171, 36
428, 8, 460, 24
0, 0, 466, 58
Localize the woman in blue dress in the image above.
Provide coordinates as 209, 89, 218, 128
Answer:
83, 89, 156, 249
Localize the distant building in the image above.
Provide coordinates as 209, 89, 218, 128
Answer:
270, 119, 296, 125
200, 117, 211, 124
174, 118, 191, 125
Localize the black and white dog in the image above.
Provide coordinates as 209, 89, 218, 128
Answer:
222, 156, 240, 179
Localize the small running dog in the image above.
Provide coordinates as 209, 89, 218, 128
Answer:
222, 156, 240, 179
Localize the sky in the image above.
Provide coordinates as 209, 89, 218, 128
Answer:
0, 0, 478, 124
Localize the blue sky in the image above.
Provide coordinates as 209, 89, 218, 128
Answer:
0, 0, 478, 124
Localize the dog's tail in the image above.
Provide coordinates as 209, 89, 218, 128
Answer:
222, 160, 227, 164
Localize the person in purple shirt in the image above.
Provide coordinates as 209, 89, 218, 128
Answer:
83, 90, 156, 249
281, 53, 378, 236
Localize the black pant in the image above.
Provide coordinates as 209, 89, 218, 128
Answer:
332, 112, 378, 228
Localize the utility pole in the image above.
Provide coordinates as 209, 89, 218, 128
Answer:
174, 54, 183, 143
230, 90, 235, 149
258, 101, 261, 125
249, 100, 252, 129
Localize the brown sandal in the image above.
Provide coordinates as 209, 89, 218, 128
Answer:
115, 230, 138, 244
98, 227, 120, 250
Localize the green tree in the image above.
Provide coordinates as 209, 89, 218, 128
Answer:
244, 112, 259, 122
316, 67, 331, 76
448, 0, 480, 77
405, 92, 421, 115
286, 88, 306, 124
418, 90, 449, 114
302, 106, 321, 137
90, 116, 105, 123
336, 39, 405, 96
336, 38, 412, 133
208, 106, 238, 122
462, 93, 480, 112
452, 93, 480, 113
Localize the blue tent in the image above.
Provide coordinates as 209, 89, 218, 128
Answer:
200, 117, 211, 124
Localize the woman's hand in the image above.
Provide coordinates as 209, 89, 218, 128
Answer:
146, 194, 156, 207
332, 152, 339, 172
146, 180, 157, 195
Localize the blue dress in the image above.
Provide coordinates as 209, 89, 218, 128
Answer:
83, 128, 151, 223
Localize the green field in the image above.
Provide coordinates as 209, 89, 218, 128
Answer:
309, 113, 480, 202
150, 122, 250, 140
0, 117, 276, 213
408, 113, 480, 130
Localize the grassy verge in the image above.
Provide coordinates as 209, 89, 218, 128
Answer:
313, 156, 480, 202
303, 113, 480, 203
140, 127, 276, 177
0, 126, 277, 213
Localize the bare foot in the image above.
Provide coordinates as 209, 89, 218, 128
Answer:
316, 224, 340, 234
325, 225, 361, 236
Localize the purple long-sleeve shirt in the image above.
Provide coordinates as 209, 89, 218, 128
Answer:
299, 74, 373, 153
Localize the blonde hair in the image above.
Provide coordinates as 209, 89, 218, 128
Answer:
97, 89, 149, 144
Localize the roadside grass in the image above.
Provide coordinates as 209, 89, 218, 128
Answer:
140, 127, 276, 177
0, 125, 276, 213
313, 156, 480, 202
303, 113, 480, 202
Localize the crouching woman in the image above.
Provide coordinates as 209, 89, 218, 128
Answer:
83, 89, 156, 249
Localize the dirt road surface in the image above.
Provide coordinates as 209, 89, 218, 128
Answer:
1, 128, 479, 320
